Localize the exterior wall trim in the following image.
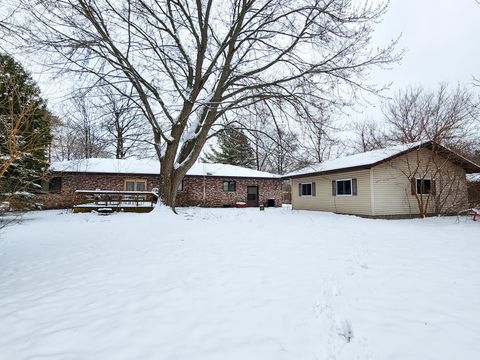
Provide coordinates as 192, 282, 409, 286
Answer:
370, 167, 375, 217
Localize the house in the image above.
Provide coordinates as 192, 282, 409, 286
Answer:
285, 141, 480, 218
467, 173, 480, 208
40, 159, 282, 209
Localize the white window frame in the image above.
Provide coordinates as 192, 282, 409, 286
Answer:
124, 179, 147, 192
415, 177, 432, 195
336, 178, 353, 197
300, 182, 313, 197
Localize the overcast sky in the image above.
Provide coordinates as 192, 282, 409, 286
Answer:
357, 0, 480, 120
26, 0, 480, 125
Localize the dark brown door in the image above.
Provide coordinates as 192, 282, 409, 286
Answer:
247, 186, 259, 207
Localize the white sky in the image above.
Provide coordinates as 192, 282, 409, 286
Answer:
22, 0, 480, 132
355, 0, 480, 120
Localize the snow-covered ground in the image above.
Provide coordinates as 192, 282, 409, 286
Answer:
1, 208, 479, 360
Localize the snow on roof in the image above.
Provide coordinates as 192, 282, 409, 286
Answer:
468, 173, 480, 182
286, 142, 426, 178
50, 158, 280, 179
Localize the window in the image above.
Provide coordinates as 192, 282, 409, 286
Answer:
48, 177, 62, 193
177, 179, 184, 192
336, 179, 352, 196
223, 180, 236, 192
416, 178, 432, 195
125, 179, 147, 191
125, 181, 135, 191
300, 183, 312, 196
299, 182, 316, 197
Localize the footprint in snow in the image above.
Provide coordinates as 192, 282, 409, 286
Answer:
337, 319, 354, 343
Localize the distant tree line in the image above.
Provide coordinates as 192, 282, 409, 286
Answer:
52, 85, 152, 161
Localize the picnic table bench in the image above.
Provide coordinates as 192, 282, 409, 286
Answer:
73, 190, 158, 213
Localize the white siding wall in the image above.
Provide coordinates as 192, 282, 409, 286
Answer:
291, 170, 372, 215
291, 148, 469, 217
372, 148, 469, 216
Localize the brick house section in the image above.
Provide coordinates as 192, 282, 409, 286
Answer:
38, 172, 282, 209
177, 176, 282, 207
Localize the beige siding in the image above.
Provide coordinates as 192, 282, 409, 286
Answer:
291, 169, 372, 215
372, 148, 469, 216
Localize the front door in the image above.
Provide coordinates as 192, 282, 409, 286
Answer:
247, 186, 259, 207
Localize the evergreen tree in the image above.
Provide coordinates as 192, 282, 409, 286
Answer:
204, 127, 255, 168
0, 54, 53, 194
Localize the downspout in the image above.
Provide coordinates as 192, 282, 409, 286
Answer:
203, 163, 206, 206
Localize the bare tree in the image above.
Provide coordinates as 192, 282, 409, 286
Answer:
10, 0, 398, 210
301, 105, 343, 162
247, 116, 271, 172
56, 93, 109, 160
0, 3, 18, 45
51, 120, 80, 161
352, 119, 387, 152
233, 101, 307, 174
97, 85, 150, 159
385, 84, 479, 149
266, 128, 300, 174
75, 95, 104, 159
52, 86, 152, 161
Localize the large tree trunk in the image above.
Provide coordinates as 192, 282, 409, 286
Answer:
158, 140, 191, 212
158, 147, 175, 209
159, 163, 187, 212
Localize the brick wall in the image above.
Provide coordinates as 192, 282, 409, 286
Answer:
177, 176, 282, 207
38, 172, 282, 209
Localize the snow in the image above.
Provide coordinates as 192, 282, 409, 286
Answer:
75, 190, 157, 195
0, 191, 34, 197
50, 159, 280, 179
1, 208, 480, 359
74, 203, 153, 208
286, 142, 426, 177
467, 173, 480, 182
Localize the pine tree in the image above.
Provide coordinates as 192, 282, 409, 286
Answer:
204, 127, 256, 168
0, 54, 53, 194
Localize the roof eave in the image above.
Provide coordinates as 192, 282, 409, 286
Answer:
282, 164, 373, 179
